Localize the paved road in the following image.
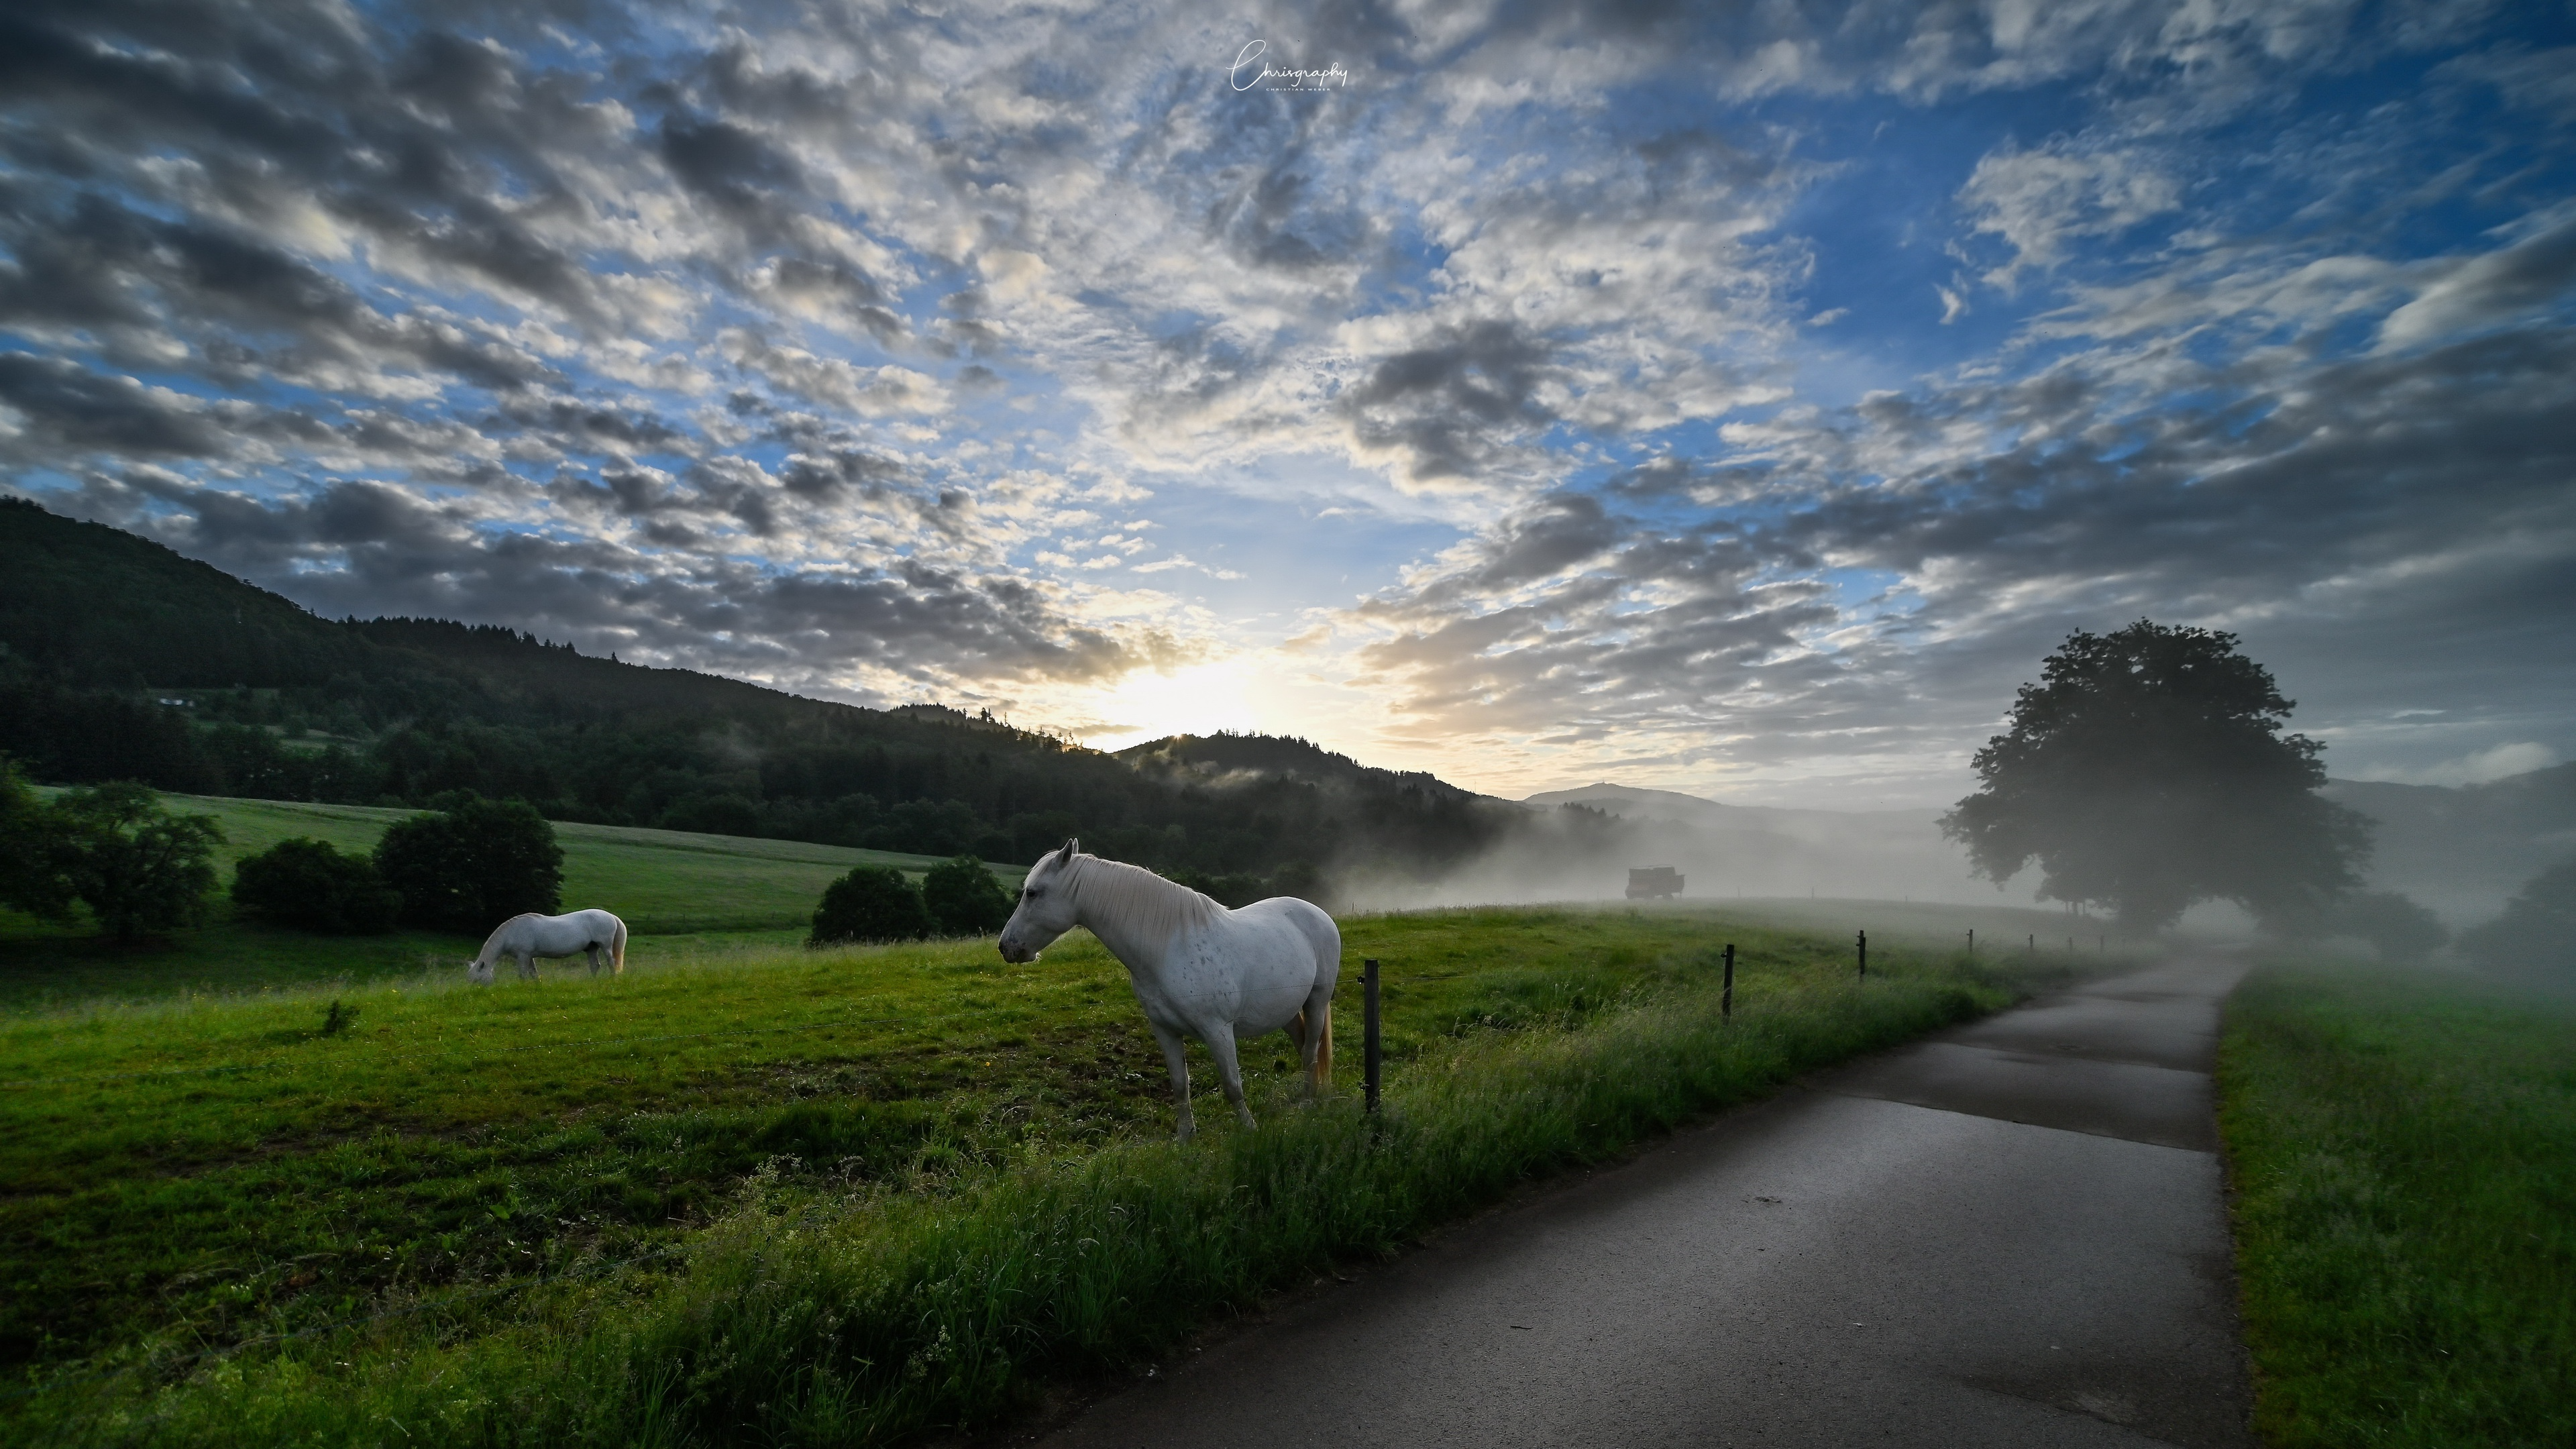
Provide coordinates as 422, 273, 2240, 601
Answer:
1038, 955, 2253, 1448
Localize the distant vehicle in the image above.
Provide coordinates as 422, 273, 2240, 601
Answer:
1627, 866, 1683, 900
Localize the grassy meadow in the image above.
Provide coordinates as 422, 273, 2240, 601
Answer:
1, 894, 2086, 1446
0, 794, 1020, 1008
2220, 962, 2576, 1447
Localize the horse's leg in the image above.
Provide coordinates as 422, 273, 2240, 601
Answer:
1203, 1022, 1256, 1130
1149, 1023, 1197, 1142
517, 949, 537, 981
1300, 985, 1334, 1097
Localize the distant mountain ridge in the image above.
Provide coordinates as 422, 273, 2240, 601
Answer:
1523, 782, 1938, 830
2322, 767, 2576, 922
0, 498, 1521, 883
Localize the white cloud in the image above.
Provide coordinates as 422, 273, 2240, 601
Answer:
2354, 743, 2559, 787
1958, 138, 2183, 289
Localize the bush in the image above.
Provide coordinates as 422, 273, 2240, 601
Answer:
2340, 888, 2447, 964
373, 795, 563, 934
2457, 855, 2576, 984
52, 780, 223, 941
809, 865, 930, 945
922, 855, 1012, 936
0, 755, 75, 921
231, 837, 401, 934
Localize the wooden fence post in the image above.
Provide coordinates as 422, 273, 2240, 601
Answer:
1858, 929, 1867, 981
1722, 943, 1735, 1020
1363, 957, 1382, 1116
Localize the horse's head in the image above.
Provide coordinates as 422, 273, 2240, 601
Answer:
466, 957, 494, 985
998, 839, 1081, 963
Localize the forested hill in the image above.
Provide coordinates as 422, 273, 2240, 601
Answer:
0, 498, 1521, 883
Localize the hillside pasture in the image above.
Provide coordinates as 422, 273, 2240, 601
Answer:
0, 904, 2074, 1444
0, 795, 1024, 1007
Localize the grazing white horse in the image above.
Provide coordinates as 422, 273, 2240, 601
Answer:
468, 908, 628, 983
998, 840, 1339, 1140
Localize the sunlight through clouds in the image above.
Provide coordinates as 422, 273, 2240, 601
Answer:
1, 0, 2571, 804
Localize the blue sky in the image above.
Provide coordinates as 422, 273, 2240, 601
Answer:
4, 0, 2573, 806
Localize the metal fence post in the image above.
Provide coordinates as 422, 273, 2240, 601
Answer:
1857, 929, 1867, 981
1722, 943, 1735, 1020
1363, 957, 1382, 1116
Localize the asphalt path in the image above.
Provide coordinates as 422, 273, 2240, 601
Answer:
1036, 954, 2254, 1448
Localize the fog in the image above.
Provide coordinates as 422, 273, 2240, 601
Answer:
1332, 782, 2057, 923
1326, 773, 2576, 955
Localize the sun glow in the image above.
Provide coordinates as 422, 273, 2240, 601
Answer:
1068, 656, 1281, 751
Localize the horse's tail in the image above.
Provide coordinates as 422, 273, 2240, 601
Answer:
610, 914, 628, 976
1313, 999, 1332, 1091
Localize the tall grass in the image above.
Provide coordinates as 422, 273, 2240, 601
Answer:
30, 944, 2017, 1446
2221, 963, 2576, 1448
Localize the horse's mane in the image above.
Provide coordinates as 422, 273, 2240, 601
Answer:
1069, 855, 1224, 945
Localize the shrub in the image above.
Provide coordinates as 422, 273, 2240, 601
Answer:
231, 837, 401, 934
373, 795, 563, 933
922, 855, 1012, 936
809, 865, 930, 945
2457, 855, 2576, 983
2339, 888, 2447, 964
0, 755, 75, 921
51, 780, 223, 941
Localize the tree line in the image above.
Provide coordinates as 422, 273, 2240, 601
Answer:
0, 764, 568, 942
0, 499, 1521, 888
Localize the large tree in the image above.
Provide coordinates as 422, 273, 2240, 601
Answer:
920, 855, 1012, 937
373, 796, 563, 933
1941, 621, 2370, 933
52, 782, 225, 942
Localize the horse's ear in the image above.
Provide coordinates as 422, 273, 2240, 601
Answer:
1055, 838, 1079, 865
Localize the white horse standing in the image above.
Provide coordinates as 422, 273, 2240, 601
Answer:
998, 840, 1339, 1140
468, 908, 628, 983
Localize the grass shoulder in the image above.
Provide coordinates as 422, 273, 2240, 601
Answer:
2220, 960, 2576, 1448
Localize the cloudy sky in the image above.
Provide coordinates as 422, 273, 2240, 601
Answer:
4, 1, 2572, 808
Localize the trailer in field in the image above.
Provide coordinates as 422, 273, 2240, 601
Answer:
1625, 866, 1683, 900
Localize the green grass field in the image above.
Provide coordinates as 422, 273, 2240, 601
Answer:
0, 795, 1021, 1008
1, 899, 2086, 1445
2220, 963, 2576, 1448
